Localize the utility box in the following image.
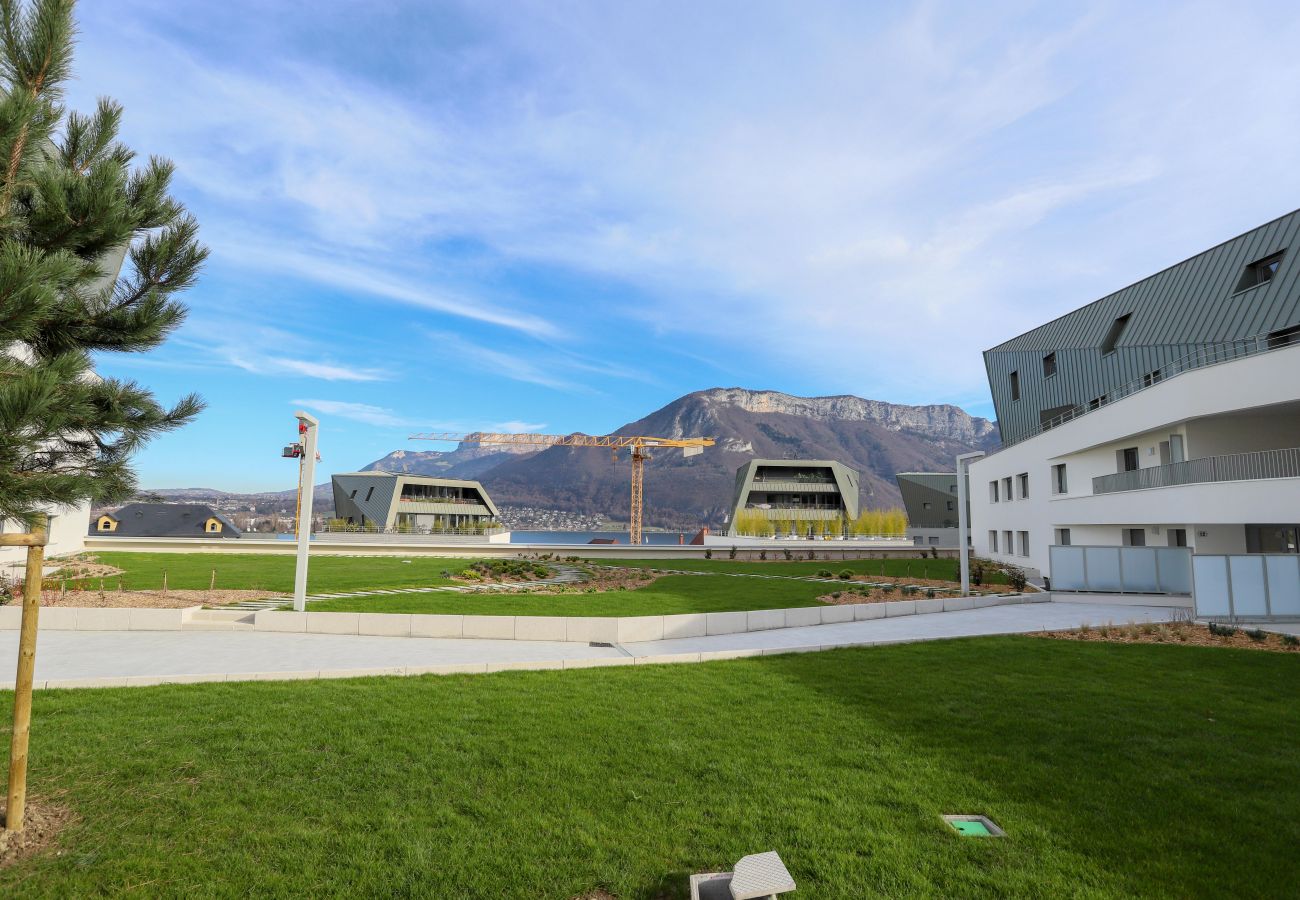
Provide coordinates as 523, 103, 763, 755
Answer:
690, 851, 796, 900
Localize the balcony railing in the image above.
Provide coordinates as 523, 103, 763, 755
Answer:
999, 330, 1300, 450
1092, 447, 1300, 494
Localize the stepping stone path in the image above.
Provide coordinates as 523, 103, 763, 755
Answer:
218, 564, 589, 610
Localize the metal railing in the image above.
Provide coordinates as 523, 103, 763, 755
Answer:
999, 331, 1298, 450
1093, 447, 1300, 494
318, 522, 504, 536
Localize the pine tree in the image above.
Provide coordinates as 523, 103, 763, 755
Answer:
0, 0, 206, 527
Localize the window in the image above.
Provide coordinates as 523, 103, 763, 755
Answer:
989, 531, 999, 553
1055, 528, 1071, 546
929, 536, 940, 545
1042, 352, 1057, 378
949, 483, 958, 493
1003, 530, 1013, 555
349, 490, 357, 499
922, 502, 932, 511
1120, 447, 1139, 472
1142, 369, 1162, 388
1267, 323, 1300, 349
1017, 531, 1029, 556
1123, 528, 1146, 547
1168, 528, 1187, 548
1009, 370, 1021, 401
1052, 463, 1068, 494
1088, 395, 1107, 411
1001, 476, 1012, 500
1234, 251, 1285, 292
1017, 473, 1029, 499
1100, 313, 1131, 355
946, 500, 955, 511
990, 481, 999, 503
365, 486, 375, 501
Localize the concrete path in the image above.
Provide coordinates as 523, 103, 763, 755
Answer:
0, 600, 1178, 689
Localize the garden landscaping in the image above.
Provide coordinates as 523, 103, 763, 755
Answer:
0, 638, 1296, 896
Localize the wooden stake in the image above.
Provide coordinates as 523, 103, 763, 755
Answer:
162, 570, 168, 596
5, 525, 46, 833
209, 569, 215, 592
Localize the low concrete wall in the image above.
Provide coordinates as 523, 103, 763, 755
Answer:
82, 536, 957, 561
0, 593, 1043, 639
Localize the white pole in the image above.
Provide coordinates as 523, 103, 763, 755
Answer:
956, 451, 985, 596
292, 411, 319, 612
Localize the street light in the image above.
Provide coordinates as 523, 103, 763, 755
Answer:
289, 411, 319, 612
956, 451, 985, 596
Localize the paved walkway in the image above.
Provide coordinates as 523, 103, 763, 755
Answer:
0, 600, 1177, 689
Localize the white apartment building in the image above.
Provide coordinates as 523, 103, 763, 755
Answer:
969, 210, 1300, 582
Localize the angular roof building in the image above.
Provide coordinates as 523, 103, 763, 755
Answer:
730, 459, 859, 534
331, 472, 500, 532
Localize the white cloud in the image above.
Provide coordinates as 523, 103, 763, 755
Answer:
291, 399, 413, 427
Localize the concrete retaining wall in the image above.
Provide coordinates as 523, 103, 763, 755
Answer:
0, 593, 1045, 639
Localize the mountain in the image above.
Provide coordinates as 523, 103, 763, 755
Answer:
362, 388, 998, 529
364, 438, 540, 480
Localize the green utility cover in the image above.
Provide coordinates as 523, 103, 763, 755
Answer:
951, 819, 992, 836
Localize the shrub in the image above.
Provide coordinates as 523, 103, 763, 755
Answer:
807, 550, 816, 561
1208, 622, 1238, 638
837, 569, 853, 580
970, 560, 985, 587
831, 591, 841, 599
704, 549, 713, 560
1004, 566, 1028, 592
759, 550, 767, 561
1245, 628, 1268, 643
782, 548, 793, 561
1282, 633, 1299, 647
728, 546, 738, 560
925, 588, 935, 599
816, 569, 833, 578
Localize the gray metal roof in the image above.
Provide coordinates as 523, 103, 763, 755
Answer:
92, 503, 242, 538
985, 208, 1300, 445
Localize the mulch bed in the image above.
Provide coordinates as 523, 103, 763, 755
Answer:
19, 589, 287, 609
817, 587, 1011, 604
1033, 620, 1300, 653
0, 795, 77, 868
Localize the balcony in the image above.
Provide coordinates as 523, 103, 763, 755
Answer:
1092, 447, 1300, 495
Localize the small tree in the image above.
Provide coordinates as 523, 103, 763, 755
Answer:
0, 0, 205, 831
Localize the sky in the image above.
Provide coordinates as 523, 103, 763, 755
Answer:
67, 0, 1300, 491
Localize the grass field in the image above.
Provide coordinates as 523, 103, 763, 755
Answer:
60, 552, 474, 594
309, 574, 831, 615
596, 556, 1009, 583
1, 639, 1296, 897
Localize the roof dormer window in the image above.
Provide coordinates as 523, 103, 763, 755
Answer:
1234, 251, 1284, 293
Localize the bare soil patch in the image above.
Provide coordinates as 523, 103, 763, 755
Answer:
25, 589, 286, 609
1033, 620, 1300, 653
46, 554, 124, 581
0, 796, 77, 868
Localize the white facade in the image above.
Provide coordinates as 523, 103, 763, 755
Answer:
0, 500, 90, 578
969, 343, 1300, 579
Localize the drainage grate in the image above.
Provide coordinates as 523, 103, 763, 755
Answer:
942, 814, 1005, 837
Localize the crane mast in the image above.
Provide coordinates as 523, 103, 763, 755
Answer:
408, 432, 714, 544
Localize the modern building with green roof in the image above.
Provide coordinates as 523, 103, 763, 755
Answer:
331, 472, 500, 533
729, 459, 859, 535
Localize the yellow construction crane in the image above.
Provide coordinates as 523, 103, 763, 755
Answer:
407, 432, 715, 544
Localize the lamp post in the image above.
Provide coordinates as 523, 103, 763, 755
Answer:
956, 451, 985, 596
291, 412, 319, 612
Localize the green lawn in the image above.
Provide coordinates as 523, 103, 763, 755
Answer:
595, 556, 1009, 583
2, 639, 1296, 897
309, 574, 831, 615
63, 552, 472, 594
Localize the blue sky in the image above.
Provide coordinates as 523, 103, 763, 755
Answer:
69, 1, 1300, 491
